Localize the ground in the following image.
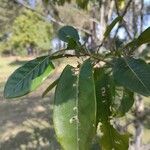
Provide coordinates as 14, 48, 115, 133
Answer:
0, 56, 149, 150
0, 56, 65, 150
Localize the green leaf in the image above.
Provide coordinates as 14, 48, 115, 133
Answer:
113, 57, 150, 96
94, 68, 113, 124
125, 27, 150, 50
66, 37, 79, 49
58, 26, 80, 43
76, 0, 89, 9
118, 89, 134, 116
4, 56, 54, 99
137, 27, 150, 46
42, 78, 59, 98
125, 38, 138, 50
113, 87, 134, 116
104, 16, 123, 38
53, 60, 96, 150
100, 123, 130, 150
94, 68, 130, 150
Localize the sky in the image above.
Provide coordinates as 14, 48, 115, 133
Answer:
27, 0, 150, 41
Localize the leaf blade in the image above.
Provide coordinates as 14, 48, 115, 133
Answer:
100, 123, 130, 150
4, 56, 54, 99
94, 68, 130, 149
118, 89, 134, 116
113, 57, 150, 96
104, 16, 123, 38
42, 78, 59, 98
58, 25, 79, 42
137, 27, 150, 46
53, 60, 96, 150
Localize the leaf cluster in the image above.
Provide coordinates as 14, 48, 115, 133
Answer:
4, 17, 150, 149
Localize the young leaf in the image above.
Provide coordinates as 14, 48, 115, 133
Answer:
113, 57, 150, 96
137, 26, 150, 46
100, 123, 130, 150
42, 78, 59, 98
53, 60, 96, 150
4, 56, 54, 99
58, 26, 80, 43
104, 16, 123, 38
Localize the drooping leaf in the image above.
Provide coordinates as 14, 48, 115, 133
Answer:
4, 56, 54, 99
100, 123, 130, 150
94, 68, 130, 149
104, 16, 123, 38
53, 60, 96, 150
77, 59, 96, 149
137, 27, 150, 46
113, 57, 150, 96
42, 78, 59, 98
118, 89, 134, 116
113, 87, 134, 116
94, 68, 113, 124
58, 25, 80, 43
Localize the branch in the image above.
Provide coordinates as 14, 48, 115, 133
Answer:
122, 0, 133, 17
114, 0, 133, 39
114, 0, 120, 16
15, 0, 92, 35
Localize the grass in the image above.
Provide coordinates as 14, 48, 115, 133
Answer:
0, 56, 79, 150
0, 56, 149, 150
0, 56, 61, 150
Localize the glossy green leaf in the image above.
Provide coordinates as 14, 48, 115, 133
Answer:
104, 16, 123, 38
100, 123, 130, 150
113, 57, 150, 96
42, 78, 59, 98
58, 26, 79, 43
4, 56, 54, 99
53, 60, 96, 150
137, 27, 150, 46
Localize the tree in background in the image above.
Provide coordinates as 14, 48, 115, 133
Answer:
0, 0, 21, 33
1, 9, 53, 55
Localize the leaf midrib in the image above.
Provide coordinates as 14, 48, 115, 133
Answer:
9, 56, 51, 96
124, 58, 150, 95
